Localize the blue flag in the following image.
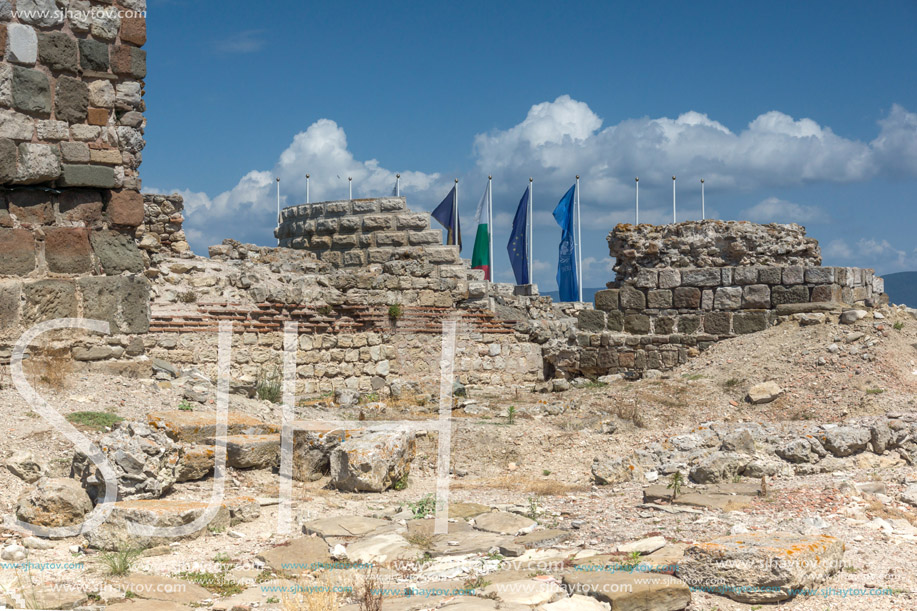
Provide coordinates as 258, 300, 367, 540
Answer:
431, 186, 461, 250
553, 184, 579, 301
507, 185, 530, 285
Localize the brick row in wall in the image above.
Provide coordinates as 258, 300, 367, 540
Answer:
275, 197, 460, 268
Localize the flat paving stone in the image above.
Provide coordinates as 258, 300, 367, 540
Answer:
302, 515, 389, 538
112, 575, 211, 604
562, 571, 692, 610
148, 410, 277, 442
256, 536, 330, 575
473, 511, 536, 535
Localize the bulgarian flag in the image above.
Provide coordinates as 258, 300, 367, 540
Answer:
471, 180, 492, 280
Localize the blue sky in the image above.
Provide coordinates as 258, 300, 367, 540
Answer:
143, 0, 917, 289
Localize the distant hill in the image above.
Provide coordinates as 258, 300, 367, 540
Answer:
883, 271, 917, 307
544, 287, 602, 304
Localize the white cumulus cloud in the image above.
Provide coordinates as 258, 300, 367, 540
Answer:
744, 197, 828, 224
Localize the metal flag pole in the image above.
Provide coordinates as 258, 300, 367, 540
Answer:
672, 175, 676, 224
348, 177, 352, 200
488, 175, 494, 282
275, 177, 280, 225
305, 174, 310, 204
528, 178, 533, 285
635, 177, 639, 225
575, 175, 583, 302
701, 178, 705, 220
453, 178, 458, 247
396, 174, 401, 197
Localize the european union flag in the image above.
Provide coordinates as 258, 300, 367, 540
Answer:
431, 185, 461, 250
507, 186, 530, 285
553, 184, 578, 301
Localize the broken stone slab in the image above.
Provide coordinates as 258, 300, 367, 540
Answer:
111, 575, 211, 605
448, 501, 492, 519
6, 450, 46, 483
473, 511, 536, 535
291, 420, 363, 482
689, 451, 750, 484
15, 477, 93, 530
176, 444, 214, 482
514, 528, 571, 549
746, 381, 783, 404
105, 601, 189, 611
480, 577, 566, 606
591, 455, 643, 485
819, 426, 870, 457
617, 535, 667, 555
344, 532, 419, 564
429, 530, 512, 557
677, 532, 844, 603
204, 434, 279, 469
644, 482, 763, 505
256, 536, 330, 575
542, 594, 611, 610
71, 420, 180, 502
147, 410, 278, 443
670, 492, 754, 511
302, 515, 389, 538
562, 571, 692, 611
776, 302, 846, 315
83, 497, 257, 550
0, 586, 87, 610
330, 430, 415, 492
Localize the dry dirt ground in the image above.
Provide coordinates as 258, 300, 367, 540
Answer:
1, 305, 916, 610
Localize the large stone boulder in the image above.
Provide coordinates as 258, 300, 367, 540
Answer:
563, 571, 691, 610
292, 421, 363, 482
330, 430, 415, 492
147, 410, 277, 443
71, 421, 181, 502
15, 477, 92, 529
746, 381, 783, 405
6, 450, 46, 483
677, 532, 844, 603
591, 455, 644, 486
819, 426, 870, 457
689, 452, 750, 484
204, 434, 279, 469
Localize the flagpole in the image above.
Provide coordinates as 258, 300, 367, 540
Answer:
396, 174, 401, 197
305, 174, 310, 204
701, 178, 705, 220
275, 177, 280, 225
453, 178, 458, 248
488, 175, 494, 282
348, 177, 352, 200
672, 175, 676, 224
528, 178, 533, 286
575, 175, 583, 302
635, 177, 639, 225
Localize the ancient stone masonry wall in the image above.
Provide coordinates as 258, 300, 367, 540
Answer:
276, 196, 461, 269
608, 221, 821, 281
136, 192, 187, 263
0, 1, 150, 345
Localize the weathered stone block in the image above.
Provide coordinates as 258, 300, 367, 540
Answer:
342, 250, 365, 266
704, 312, 732, 335
804, 267, 835, 284
713, 286, 743, 310
634, 268, 657, 288
0, 108, 34, 140
120, 274, 150, 333
379, 198, 405, 212
733, 266, 757, 285
37, 32, 77, 73
86, 107, 109, 126
757, 267, 782, 284
702, 289, 714, 310
54, 76, 89, 123
116, 126, 143, 153
678, 314, 700, 334
0, 280, 21, 328
374, 232, 407, 247
0, 63, 11, 108
577, 309, 606, 332
107, 189, 143, 226
0, 228, 36, 274
647, 289, 672, 309
45, 227, 93, 273
606, 310, 624, 331
330, 234, 357, 250
407, 230, 440, 245
396, 214, 429, 230
619, 284, 645, 310
0, 137, 16, 182
742, 284, 770, 309
336, 216, 360, 233
59, 189, 103, 223
324, 201, 350, 215
658, 268, 681, 288
90, 6, 121, 41
654, 315, 675, 334
673, 286, 701, 309
36, 119, 68, 140
624, 314, 650, 334
89, 148, 121, 165
6, 24, 37, 65
120, 15, 147, 45
17, 0, 64, 27
11, 66, 49, 115
782, 265, 804, 285
351, 200, 377, 214
59, 141, 90, 163
8, 189, 53, 223
362, 215, 394, 231
682, 268, 721, 287
87, 79, 115, 108
594, 289, 619, 311
23, 279, 76, 323
90, 230, 144, 274
811, 284, 842, 302
69, 124, 100, 141
59, 164, 116, 188
733, 312, 768, 334
78, 38, 109, 72
15, 142, 60, 183
771, 285, 809, 305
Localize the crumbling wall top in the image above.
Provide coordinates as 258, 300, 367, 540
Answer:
608, 220, 822, 281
